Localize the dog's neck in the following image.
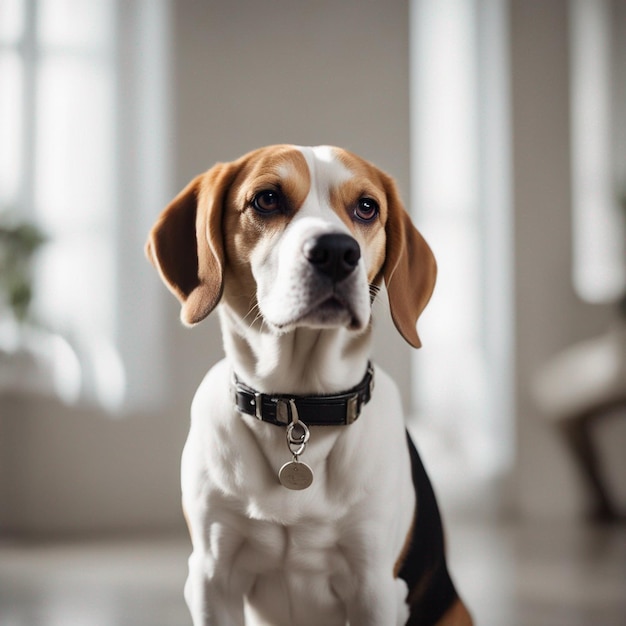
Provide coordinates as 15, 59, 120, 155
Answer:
218, 306, 372, 396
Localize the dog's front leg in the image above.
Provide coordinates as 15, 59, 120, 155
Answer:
184, 519, 252, 626
185, 548, 249, 626
341, 571, 410, 626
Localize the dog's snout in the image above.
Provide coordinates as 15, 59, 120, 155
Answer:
304, 233, 361, 282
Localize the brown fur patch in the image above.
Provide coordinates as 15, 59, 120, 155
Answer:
328, 149, 389, 282
434, 598, 473, 626
229, 145, 311, 219
221, 146, 311, 317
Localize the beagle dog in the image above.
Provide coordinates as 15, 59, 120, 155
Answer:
146, 145, 472, 626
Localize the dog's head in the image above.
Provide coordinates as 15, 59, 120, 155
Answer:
146, 145, 436, 347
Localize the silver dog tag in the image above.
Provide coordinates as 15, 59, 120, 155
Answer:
278, 459, 314, 490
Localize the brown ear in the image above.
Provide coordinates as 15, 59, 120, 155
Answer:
145, 163, 235, 325
382, 175, 437, 348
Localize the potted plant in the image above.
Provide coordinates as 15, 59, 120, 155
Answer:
0, 215, 46, 323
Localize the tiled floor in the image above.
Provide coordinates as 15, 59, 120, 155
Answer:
0, 536, 189, 626
448, 523, 626, 626
0, 523, 625, 626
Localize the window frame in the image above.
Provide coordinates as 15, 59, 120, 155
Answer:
0, 0, 171, 412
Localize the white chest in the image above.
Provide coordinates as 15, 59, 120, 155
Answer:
209, 515, 349, 577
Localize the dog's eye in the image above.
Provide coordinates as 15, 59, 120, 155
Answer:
354, 198, 379, 223
252, 190, 282, 214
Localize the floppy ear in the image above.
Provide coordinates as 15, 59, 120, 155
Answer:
145, 162, 236, 325
381, 175, 437, 348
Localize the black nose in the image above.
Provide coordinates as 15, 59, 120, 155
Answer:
303, 233, 361, 282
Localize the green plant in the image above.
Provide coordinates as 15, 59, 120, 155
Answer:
0, 216, 47, 322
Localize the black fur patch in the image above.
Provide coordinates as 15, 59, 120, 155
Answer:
397, 431, 459, 625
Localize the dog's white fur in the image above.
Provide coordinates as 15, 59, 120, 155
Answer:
146, 145, 460, 625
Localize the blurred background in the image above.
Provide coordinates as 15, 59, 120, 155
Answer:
1, 0, 625, 624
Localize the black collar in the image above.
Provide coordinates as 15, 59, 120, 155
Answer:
232, 363, 374, 427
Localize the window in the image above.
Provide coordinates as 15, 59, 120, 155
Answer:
570, 0, 626, 304
409, 0, 513, 503
0, 0, 170, 411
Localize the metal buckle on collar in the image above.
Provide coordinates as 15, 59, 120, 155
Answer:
347, 363, 374, 424
231, 375, 264, 420
346, 393, 359, 424
275, 398, 291, 425
253, 392, 263, 420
